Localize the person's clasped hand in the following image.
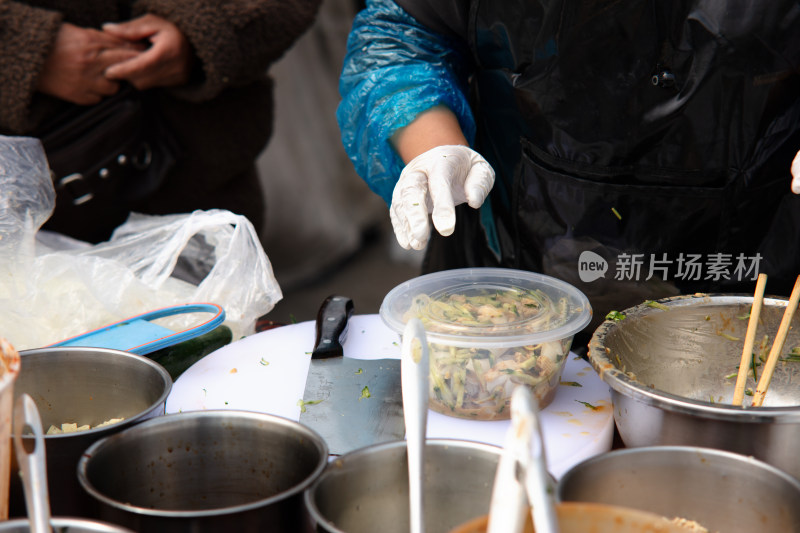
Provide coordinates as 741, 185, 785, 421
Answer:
36, 15, 192, 106
102, 14, 193, 90
35, 23, 144, 105
390, 145, 495, 250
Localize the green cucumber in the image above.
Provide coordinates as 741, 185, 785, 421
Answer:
148, 325, 233, 380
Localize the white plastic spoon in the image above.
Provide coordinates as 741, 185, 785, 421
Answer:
13, 393, 53, 533
402, 318, 430, 533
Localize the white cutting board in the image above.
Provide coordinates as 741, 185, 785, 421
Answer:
166, 314, 614, 478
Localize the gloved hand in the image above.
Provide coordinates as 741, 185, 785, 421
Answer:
390, 145, 495, 250
792, 150, 800, 194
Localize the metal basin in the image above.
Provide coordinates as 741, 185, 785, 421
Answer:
558, 446, 800, 532
78, 410, 328, 533
587, 294, 800, 479
306, 439, 501, 533
11, 347, 172, 518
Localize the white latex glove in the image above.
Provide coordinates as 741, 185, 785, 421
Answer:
792, 150, 800, 194
390, 145, 495, 250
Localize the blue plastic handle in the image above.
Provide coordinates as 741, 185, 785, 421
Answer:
49, 303, 226, 355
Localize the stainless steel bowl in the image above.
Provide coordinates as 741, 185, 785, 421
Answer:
306, 439, 501, 533
587, 294, 800, 479
78, 410, 328, 533
558, 446, 800, 532
0, 517, 134, 532
11, 347, 172, 518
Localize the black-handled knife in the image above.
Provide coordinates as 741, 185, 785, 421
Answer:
312, 295, 354, 360
302, 294, 404, 455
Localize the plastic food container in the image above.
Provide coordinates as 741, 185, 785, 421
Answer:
380, 268, 591, 420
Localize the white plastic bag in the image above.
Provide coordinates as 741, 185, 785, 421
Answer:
0, 135, 282, 349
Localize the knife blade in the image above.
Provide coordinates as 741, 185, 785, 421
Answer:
300, 295, 404, 455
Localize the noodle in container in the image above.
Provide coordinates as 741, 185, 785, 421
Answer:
380, 268, 591, 420
0, 339, 21, 520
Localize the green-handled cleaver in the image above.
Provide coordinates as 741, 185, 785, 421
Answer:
299, 295, 404, 455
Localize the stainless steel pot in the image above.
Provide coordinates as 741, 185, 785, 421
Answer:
305, 439, 501, 533
78, 410, 328, 533
558, 446, 800, 532
11, 347, 172, 518
0, 518, 134, 532
587, 294, 800, 479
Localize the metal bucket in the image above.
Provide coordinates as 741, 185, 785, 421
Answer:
306, 439, 501, 533
558, 446, 800, 532
78, 410, 328, 533
11, 347, 172, 518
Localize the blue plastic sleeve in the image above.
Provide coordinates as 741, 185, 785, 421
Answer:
337, 0, 476, 204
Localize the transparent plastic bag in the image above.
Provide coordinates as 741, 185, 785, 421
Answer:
0, 135, 281, 349
0, 135, 55, 259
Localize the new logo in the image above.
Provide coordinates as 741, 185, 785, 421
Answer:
578, 251, 608, 282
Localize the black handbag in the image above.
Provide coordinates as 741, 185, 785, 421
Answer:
37, 85, 182, 242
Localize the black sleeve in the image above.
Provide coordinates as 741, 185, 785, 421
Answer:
394, 0, 470, 42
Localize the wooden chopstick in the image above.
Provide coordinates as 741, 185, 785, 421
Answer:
752, 275, 800, 407
732, 273, 767, 406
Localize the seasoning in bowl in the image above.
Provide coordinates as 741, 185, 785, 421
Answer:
449, 503, 711, 533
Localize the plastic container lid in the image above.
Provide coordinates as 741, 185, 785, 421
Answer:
380, 268, 592, 348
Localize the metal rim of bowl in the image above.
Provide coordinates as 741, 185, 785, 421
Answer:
379, 267, 593, 348
0, 517, 135, 532
587, 293, 800, 423
558, 444, 800, 497
77, 409, 330, 518
17, 346, 173, 438
303, 438, 503, 533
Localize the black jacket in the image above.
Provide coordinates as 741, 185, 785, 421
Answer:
398, 0, 800, 340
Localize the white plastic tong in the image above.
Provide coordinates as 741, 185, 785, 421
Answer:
487, 386, 560, 533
